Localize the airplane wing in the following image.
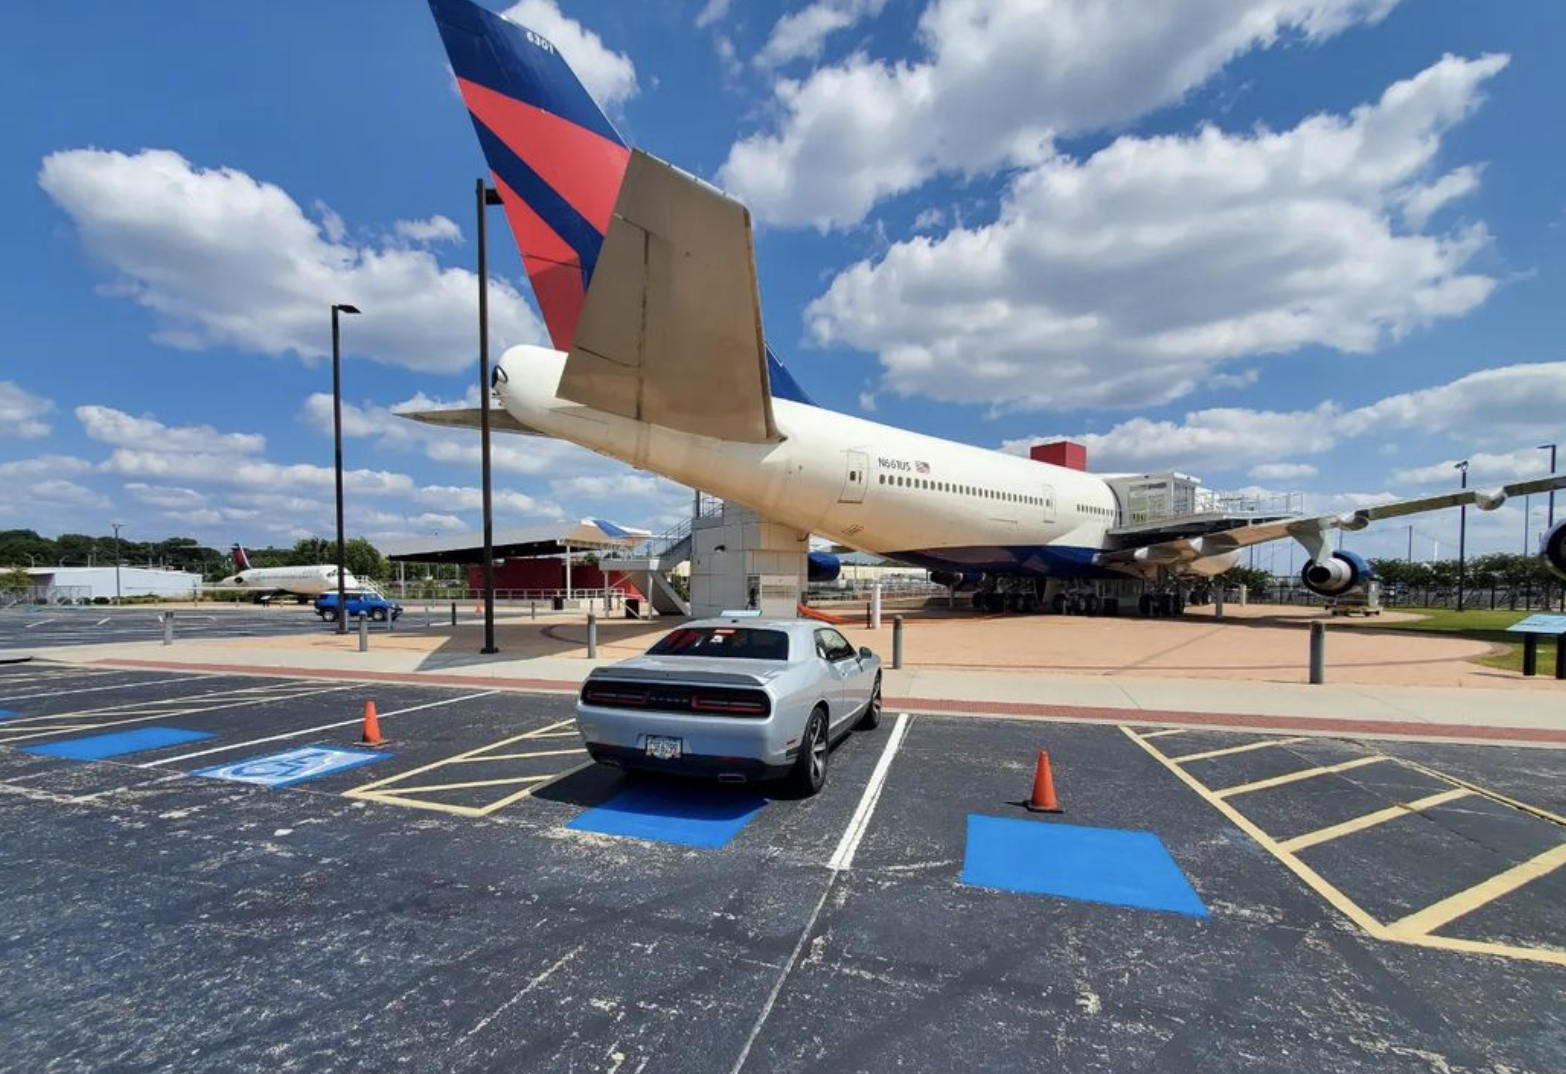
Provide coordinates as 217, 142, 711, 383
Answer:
557, 149, 780, 444
1099, 476, 1566, 569
396, 407, 548, 436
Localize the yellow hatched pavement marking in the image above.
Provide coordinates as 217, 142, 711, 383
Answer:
1216, 755, 1388, 798
452, 748, 585, 763
1277, 788, 1473, 852
1387, 842, 1566, 938
1168, 736, 1309, 764
343, 719, 587, 816
1121, 726, 1566, 967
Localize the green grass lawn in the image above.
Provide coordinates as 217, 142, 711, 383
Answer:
1376, 606, 1561, 673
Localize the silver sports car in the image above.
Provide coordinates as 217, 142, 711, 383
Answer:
575, 616, 883, 795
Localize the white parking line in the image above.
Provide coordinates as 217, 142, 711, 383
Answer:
0, 674, 215, 702
828, 712, 910, 872
23, 619, 58, 629
140, 690, 502, 766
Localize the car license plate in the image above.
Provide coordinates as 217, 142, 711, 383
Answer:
644, 735, 682, 760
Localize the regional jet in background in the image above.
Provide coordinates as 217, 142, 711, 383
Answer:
216, 544, 363, 601
408, 0, 1566, 610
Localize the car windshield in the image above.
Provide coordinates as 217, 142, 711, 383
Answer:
646, 627, 791, 661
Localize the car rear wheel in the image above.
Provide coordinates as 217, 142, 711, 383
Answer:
787, 707, 830, 797
856, 674, 882, 730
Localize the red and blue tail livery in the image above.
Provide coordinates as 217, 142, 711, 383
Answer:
428, 0, 631, 352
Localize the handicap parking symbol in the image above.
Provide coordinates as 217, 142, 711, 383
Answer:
195, 746, 387, 788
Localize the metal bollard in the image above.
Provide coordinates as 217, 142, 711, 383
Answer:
358, 613, 369, 652
892, 614, 904, 670
1522, 635, 1538, 677
1557, 635, 1566, 680
586, 609, 598, 658
871, 581, 882, 631
1309, 621, 1325, 684
530, 601, 536, 620
1213, 587, 1224, 619
450, 601, 457, 626
162, 610, 174, 646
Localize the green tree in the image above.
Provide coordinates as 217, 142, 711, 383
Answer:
0, 567, 33, 593
0, 529, 56, 567
288, 537, 333, 565
1220, 564, 1274, 599
345, 537, 388, 582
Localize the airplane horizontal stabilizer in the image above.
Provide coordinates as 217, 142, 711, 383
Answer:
1101, 474, 1566, 569
396, 407, 548, 436
559, 149, 779, 444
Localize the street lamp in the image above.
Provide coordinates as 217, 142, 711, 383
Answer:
111, 520, 123, 605
331, 302, 361, 635
1454, 460, 1469, 612
476, 179, 504, 655
1541, 443, 1558, 531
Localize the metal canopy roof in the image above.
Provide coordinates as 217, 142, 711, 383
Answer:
375, 519, 649, 564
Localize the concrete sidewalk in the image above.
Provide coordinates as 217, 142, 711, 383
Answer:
10, 622, 1563, 747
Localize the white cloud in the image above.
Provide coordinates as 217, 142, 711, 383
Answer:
1400, 165, 1482, 228
32, 480, 110, 508
1389, 450, 1550, 488
758, 0, 889, 68
809, 55, 1507, 410
412, 484, 559, 517
125, 483, 206, 509
695, 0, 734, 28
721, 0, 1402, 229
1337, 361, 1566, 447
499, 1, 637, 108
1249, 462, 1318, 481
0, 455, 91, 478
77, 404, 266, 454
39, 148, 546, 373
0, 382, 54, 439
393, 215, 462, 244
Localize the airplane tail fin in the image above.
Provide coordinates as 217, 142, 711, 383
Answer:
232, 544, 251, 571
427, 0, 631, 353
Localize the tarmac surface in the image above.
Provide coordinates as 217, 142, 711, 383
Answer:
1, 605, 1562, 1072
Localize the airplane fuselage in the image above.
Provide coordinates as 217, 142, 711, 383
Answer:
220, 565, 362, 597
496, 345, 1222, 579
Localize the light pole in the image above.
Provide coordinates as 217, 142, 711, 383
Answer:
1455, 460, 1469, 612
331, 302, 361, 635
476, 178, 504, 655
111, 520, 123, 605
1541, 443, 1558, 530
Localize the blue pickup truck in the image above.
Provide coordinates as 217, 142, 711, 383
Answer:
314, 591, 402, 622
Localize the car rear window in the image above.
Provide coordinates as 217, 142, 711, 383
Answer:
646, 627, 791, 661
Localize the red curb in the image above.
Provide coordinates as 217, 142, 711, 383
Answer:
94, 658, 580, 694
90, 658, 1566, 745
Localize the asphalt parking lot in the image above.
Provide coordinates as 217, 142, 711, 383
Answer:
0, 661, 1561, 1073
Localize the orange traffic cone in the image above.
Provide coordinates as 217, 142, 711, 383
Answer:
360, 700, 385, 745
1026, 750, 1062, 813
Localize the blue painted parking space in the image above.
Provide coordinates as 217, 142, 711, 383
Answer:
194, 746, 389, 788
22, 726, 215, 761
961, 814, 1208, 917
0, 709, 16, 719
566, 782, 768, 848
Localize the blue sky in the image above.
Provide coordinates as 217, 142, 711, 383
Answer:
2, 0, 1563, 569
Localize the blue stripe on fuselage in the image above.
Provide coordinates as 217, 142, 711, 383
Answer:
888, 545, 1118, 579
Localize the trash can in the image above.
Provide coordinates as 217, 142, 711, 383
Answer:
625, 598, 641, 619
552, 596, 565, 611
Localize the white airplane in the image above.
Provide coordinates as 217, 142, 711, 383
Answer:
411, 0, 1566, 608
217, 544, 363, 600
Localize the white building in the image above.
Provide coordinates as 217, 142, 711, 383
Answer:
24, 566, 202, 602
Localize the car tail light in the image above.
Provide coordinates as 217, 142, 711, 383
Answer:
691, 691, 770, 717
581, 684, 648, 707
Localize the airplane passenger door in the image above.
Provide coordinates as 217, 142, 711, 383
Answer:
839, 450, 869, 503
1041, 485, 1056, 524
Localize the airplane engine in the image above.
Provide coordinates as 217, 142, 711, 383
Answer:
929, 570, 984, 591
1186, 550, 1242, 577
1300, 550, 1371, 597
1543, 519, 1566, 581
807, 551, 842, 583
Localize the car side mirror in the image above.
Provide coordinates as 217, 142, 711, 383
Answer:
858, 646, 874, 661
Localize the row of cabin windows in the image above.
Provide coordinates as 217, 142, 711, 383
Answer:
878, 472, 1049, 507
1075, 504, 1115, 518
